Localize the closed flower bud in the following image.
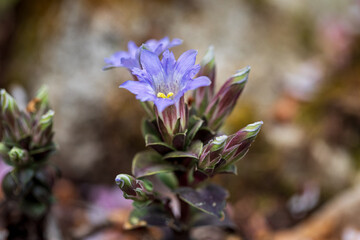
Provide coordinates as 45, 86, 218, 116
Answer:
0, 89, 21, 134
198, 135, 228, 171
205, 66, 250, 131
8, 147, 28, 165
39, 110, 54, 131
115, 174, 153, 202
198, 121, 262, 175
194, 46, 216, 115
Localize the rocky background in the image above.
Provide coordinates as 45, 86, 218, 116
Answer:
0, 0, 360, 239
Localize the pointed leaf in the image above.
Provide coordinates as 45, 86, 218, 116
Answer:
132, 151, 182, 178
145, 134, 176, 154
163, 151, 199, 161
125, 204, 174, 229
141, 119, 160, 138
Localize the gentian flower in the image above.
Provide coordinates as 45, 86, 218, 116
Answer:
103, 37, 183, 71
119, 49, 211, 141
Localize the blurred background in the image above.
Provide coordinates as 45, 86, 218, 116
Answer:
0, 0, 360, 239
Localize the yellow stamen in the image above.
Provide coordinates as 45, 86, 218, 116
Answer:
157, 92, 167, 98
157, 92, 174, 99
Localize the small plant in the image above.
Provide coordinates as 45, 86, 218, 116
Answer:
104, 37, 263, 239
0, 87, 58, 239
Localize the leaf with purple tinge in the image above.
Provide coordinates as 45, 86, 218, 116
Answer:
172, 132, 186, 150
125, 203, 175, 229
191, 208, 236, 230
176, 184, 228, 218
132, 151, 183, 178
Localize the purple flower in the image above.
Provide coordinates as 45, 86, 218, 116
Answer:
120, 49, 211, 113
103, 37, 183, 71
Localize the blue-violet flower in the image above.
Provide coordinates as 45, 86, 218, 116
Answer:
103, 37, 182, 71
120, 49, 211, 113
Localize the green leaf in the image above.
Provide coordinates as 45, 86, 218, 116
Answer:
132, 151, 182, 178
177, 184, 228, 218
19, 168, 35, 185
21, 200, 47, 219
32, 185, 51, 203
141, 119, 159, 138
186, 116, 204, 146
2, 172, 18, 198
156, 172, 178, 190
126, 203, 173, 229
189, 140, 203, 158
191, 209, 236, 229
163, 151, 199, 161
145, 134, 175, 154
216, 164, 237, 175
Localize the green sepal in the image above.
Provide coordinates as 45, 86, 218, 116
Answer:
216, 164, 237, 175
186, 116, 204, 146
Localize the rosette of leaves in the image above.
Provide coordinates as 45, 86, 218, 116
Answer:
0, 87, 59, 219
109, 41, 263, 237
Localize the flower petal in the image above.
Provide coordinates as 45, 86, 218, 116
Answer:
174, 50, 198, 83
183, 76, 211, 92
103, 51, 129, 70
154, 98, 175, 113
119, 80, 155, 102
161, 50, 176, 76
168, 38, 183, 48
127, 41, 138, 55
140, 49, 166, 89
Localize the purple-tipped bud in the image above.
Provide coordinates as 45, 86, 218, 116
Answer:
198, 135, 228, 172
198, 121, 262, 175
221, 121, 262, 166
205, 66, 250, 131
194, 46, 216, 115
115, 174, 153, 202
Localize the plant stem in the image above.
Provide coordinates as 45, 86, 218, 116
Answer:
174, 170, 192, 239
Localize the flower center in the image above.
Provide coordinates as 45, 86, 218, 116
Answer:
157, 92, 174, 99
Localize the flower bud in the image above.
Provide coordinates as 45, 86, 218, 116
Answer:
194, 46, 216, 115
39, 110, 54, 131
197, 121, 262, 175
115, 174, 153, 202
0, 89, 21, 133
198, 135, 228, 172
8, 146, 28, 165
221, 121, 263, 166
205, 66, 250, 131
